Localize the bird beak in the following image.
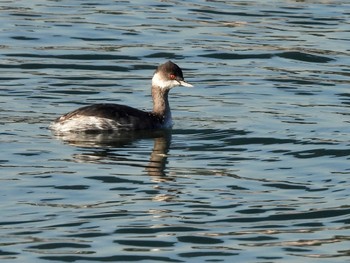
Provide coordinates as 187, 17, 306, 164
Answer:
179, 80, 193, 88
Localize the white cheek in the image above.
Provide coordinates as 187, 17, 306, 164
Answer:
152, 72, 179, 89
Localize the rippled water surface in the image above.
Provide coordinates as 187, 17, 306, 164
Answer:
1, 0, 350, 262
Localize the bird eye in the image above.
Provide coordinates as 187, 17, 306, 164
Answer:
170, 74, 176, 80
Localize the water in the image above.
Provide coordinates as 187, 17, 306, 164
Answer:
1, 0, 350, 262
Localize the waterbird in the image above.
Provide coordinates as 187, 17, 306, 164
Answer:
49, 61, 193, 133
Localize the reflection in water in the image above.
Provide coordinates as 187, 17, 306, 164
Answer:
146, 135, 171, 178
3, 0, 350, 261
52, 129, 172, 180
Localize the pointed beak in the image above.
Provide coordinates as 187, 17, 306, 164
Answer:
179, 80, 193, 88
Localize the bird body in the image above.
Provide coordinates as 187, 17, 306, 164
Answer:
49, 61, 192, 133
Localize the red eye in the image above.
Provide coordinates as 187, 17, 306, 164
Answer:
170, 74, 176, 80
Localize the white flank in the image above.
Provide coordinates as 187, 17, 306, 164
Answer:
49, 116, 126, 133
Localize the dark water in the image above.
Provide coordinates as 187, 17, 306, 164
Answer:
1, 0, 350, 262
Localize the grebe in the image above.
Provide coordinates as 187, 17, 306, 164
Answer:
49, 61, 193, 133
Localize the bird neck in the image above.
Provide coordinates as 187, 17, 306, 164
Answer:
151, 85, 171, 121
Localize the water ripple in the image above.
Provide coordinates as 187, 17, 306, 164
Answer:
1, 0, 350, 262
200, 51, 334, 63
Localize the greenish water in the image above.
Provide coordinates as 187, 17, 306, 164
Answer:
1, 1, 350, 262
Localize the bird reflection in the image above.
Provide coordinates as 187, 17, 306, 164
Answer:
51, 129, 172, 181
146, 135, 171, 178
